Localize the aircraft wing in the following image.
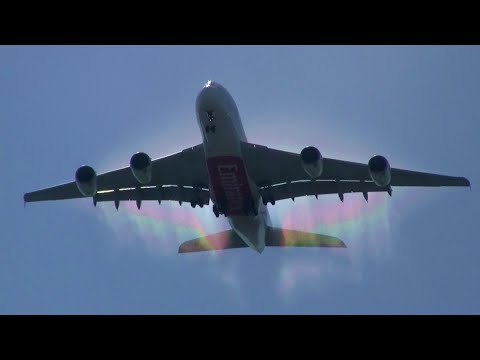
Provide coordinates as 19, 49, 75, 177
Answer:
24, 144, 210, 204
258, 180, 391, 203
241, 142, 470, 200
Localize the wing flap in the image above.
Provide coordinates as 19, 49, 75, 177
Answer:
259, 180, 390, 203
96, 186, 210, 205
25, 185, 211, 205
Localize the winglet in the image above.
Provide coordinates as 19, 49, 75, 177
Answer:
464, 177, 471, 190
459, 177, 471, 188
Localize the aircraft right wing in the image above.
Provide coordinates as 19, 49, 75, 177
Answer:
241, 142, 470, 188
24, 144, 210, 206
258, 179, 391, 203
241, 141, 470, 203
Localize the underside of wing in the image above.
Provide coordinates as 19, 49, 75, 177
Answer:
241, 142, 470, 203
24, 144, 209, 205
259, 179, 390, 203
95, 186, 210, 208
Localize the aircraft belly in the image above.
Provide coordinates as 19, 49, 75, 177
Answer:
203, 109, 257, 215
197, 91, 266, 251
206, 156, 252, 216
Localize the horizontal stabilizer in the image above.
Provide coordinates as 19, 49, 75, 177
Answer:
178, 230, 248, 253
266, 227, 346, 248
178, 227, 346, 253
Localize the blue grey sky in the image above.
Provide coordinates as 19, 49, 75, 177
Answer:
1, 45, 478, 314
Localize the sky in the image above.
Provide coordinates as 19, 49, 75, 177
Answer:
1, 45, 479, 314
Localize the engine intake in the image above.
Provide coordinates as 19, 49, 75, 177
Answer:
300, 146, 323, 178
75, 165, 97, 197
368, 155, 391, 187
130, 152, 152, 184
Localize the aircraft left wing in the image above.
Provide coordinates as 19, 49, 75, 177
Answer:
241, 142, 470, 199
24, 144, 210, 205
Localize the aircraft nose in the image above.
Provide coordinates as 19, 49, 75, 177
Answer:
204, 80, 217, 88
197, 81, 220, 109
199, 81, 217, 97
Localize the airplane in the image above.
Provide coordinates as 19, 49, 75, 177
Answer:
24, 80, 471, 254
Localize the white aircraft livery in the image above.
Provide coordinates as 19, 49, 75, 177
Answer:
24, 80, 471, 253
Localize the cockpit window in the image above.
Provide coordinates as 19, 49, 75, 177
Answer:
206, 110, 215, 122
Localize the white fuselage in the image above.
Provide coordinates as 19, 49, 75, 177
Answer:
195, 81, 270, 253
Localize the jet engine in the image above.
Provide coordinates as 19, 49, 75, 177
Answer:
300, 146, 323, 178
75, 165, 97, 197
368, 155, 391, 187
130, 152, 152, 184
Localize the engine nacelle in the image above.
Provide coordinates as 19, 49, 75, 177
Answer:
75, 165, 97, 197
368, 155, 391, 187
300, 146, 323, 178
130, 152, 152, 184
